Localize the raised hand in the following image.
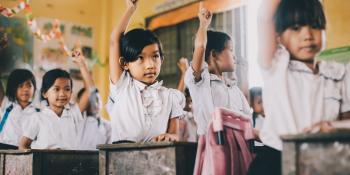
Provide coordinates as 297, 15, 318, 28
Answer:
71, 50, 87, 68
198, 2, 212, 29
177, 57, 189, 74
126, 0, 138, 10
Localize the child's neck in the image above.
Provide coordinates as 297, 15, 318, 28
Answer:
49, 105, 64, 117
18, 100, 30, 110
291, 57, 319, 73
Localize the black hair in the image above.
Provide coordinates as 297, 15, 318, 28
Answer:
77, 88, 86, 102
184, 88, 191, 98
249, 87, 262, 107
249, 87, 262, 127
205, 30, 232, 62
41, 69, 72, 101
6, 69, 36, 102
121, 28, 164, 63
275, 0, 326, 34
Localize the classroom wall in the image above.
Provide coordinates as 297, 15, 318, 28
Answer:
324, 0, 350, 49
2, 0, 167, 119
2, 0, 349, 119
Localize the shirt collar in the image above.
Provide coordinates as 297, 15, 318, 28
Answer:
133, 79, 163, 91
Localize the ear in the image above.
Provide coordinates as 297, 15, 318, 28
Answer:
276, 33, 282, 44
42, 92, 48, 99
210, 50, 217, 58
119, 57, 129, 70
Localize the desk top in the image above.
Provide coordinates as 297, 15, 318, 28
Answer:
97, 141, 197, 150
281, 131, 350, 142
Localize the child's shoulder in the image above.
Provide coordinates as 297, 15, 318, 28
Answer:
319, 61, 346, 80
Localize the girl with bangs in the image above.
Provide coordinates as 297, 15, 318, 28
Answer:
248, 0, 350, 174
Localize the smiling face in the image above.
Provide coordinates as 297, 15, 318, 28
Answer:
43, 78, 72, 109
124, 43, 162, 85
279, 25, 323, 62
16, 80, 34, 104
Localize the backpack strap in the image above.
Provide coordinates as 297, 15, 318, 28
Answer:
0, 104, 14, 133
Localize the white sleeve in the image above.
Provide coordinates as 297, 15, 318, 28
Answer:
22, 114, 40, 140
169, 89, 186, 119
184, 62, 211, 89
108, 71, 130, 103
341, 63, 350, 113
260, 45, 290, 80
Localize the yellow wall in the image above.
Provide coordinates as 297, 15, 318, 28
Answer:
324, 0, 350, 49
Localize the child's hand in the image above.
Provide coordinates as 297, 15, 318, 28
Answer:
71, 50, 87, 68
152, 133, 179, 142
198, 3, 212, 29
126, 0, 138, 10
177, 57, 189, 74
303, 121, 334, 134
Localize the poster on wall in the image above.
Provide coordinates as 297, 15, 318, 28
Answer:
32, 17, 94, 100
0, 16, 33, 79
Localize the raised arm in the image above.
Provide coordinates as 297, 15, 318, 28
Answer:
192, 3, 212, 81
257, 0, 281, 69
72, 50, 95, 113
109, 0, 138, 84
177, 57, 189, 92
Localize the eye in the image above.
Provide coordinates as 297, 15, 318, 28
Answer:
65, 87, 71, 92
137, 55, 144, 60
53, 88, 59, 92
152, 54, 160, 60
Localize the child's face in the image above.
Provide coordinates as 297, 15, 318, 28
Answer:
43, 78, 72, 108
253, 96, 264, 116
16, 80, 34, 103
214, 40, 236, 72
279, 25, 322, 61
125, 44, 162, 85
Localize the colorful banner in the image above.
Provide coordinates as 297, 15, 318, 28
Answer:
0, 0, 72, 56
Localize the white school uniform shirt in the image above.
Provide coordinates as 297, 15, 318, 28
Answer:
108, 71, 185, 142
184, 63, 252, 135
254, 114, 265, 147
0, 101, 38, 146
78, 116, 111, 150
23, 103, 83, 149
260, 45, 350, 151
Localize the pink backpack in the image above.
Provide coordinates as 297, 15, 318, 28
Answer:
194, 107, 255, 175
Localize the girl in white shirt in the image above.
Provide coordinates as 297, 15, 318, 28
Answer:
248, 0, 350, 175
0, 69, 38, 147
184, 5, 251, 136
108, 0, 185, 143
19, 51, 94, 150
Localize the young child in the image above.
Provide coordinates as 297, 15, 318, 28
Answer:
177, 57, 197, 142
19, 51, 93, 150
249, 87, 264, 130
77, 87, 112, 150
248, 0, 350, 174
108, 0, 185, 143
249, 87, 265, 148
0, 69, 38, 148
184, 5, 251, 136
